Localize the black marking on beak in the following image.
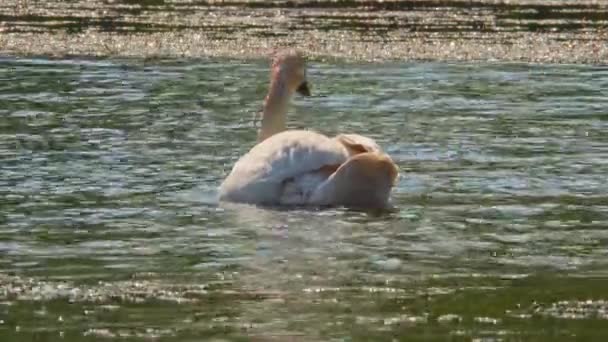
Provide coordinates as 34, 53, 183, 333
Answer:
296, 81, 311, 96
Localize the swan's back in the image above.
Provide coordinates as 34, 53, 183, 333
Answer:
219, 130, 349, 204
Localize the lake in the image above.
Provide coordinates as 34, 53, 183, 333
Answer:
1, 56, 608, 340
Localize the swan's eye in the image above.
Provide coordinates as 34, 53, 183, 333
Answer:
296, 81, 311, 96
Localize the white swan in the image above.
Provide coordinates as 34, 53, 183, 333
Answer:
219, 50, 398, 208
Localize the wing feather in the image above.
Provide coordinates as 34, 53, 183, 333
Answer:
219, 130, 348, 204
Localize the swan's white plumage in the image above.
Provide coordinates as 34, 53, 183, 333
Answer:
218, 49, 399, 208
219, 130, 349, 205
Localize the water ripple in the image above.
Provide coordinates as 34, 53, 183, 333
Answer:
1, 57, 608, 340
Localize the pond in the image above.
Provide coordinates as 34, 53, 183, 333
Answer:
1, 56, 608, 340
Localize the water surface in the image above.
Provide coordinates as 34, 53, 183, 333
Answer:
1, 57, 608, 340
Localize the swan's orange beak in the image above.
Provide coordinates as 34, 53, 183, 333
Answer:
296, 81, 311, 96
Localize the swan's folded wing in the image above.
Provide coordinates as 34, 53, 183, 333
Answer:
219, 130, 349, 204
308, 152, 399, 208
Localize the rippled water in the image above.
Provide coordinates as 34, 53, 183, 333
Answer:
1, 57, 608, 340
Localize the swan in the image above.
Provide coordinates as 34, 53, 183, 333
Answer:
218, 50, 398, 208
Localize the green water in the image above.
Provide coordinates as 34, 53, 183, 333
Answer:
1, 57, 608, 341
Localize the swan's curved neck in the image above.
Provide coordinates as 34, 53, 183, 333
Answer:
257, 77, 291, 143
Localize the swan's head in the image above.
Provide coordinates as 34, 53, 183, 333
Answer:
271, 50, 310, 96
